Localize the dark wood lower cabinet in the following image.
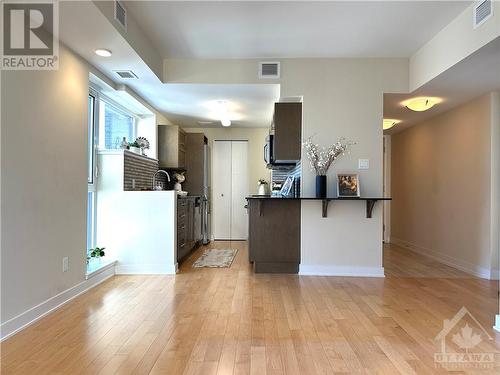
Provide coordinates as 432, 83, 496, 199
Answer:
177, 196, 199, 262
247, 199, 301, 273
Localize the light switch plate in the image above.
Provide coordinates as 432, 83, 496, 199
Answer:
62, 257, 69, 272
358, 159, 370, 169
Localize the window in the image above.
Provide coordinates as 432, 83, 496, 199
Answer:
100, 100, 136, 149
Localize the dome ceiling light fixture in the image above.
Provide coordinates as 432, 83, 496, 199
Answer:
383, 119, 400, 130
95, 49, 112, 57
403, 97, 441, 112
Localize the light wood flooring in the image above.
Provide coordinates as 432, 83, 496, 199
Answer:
1, 241, 499, 374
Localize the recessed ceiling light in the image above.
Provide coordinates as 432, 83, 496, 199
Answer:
383, 119, 400, 130
403, 97, 441, 112
95, 49, 112, 57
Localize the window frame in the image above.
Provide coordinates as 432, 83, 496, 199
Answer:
87, 89, 99, 251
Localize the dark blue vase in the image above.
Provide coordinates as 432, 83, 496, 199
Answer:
316, 175, 327, 198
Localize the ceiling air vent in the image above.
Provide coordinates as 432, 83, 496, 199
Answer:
259, 62, 280, 79
114, 70, 138, 79
473, 0, 493, 29
114, 1, 127, 31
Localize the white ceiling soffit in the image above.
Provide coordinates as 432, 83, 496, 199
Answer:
384, 37, 500, 134
124, 1, 470, 59
60, 2, 279, 128
157, 84, 280, 128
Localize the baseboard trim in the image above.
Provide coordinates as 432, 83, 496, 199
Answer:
494, 315, 500, 333
490, 269, 500, 280
0, 265, 115, 341
299, 265, 385, 277
391, 237, 495, 279
115, 263, 177, 275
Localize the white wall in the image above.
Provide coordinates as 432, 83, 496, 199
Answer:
410, 2, 500, 91
1, 46, 89, 324
280, 59, 408, 276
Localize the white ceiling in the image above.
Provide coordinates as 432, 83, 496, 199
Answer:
384, 37, 500, 134
124, 1, 471, 59
59, 2, 278, 128
154, 84, 280, 127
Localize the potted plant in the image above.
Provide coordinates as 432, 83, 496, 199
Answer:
87, 246, 106, 265
136, 136, 150, 156
257, 179, 269, 196
128, 141, 141, 154
303, 136, 355, 198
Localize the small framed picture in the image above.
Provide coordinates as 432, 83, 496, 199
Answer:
337, 174, 360, 197
280, 176, 295, 197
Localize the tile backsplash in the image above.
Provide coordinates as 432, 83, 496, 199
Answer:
123, 151, 167, 190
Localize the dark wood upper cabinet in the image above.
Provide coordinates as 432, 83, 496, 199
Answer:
273, 102, 302, 163
183, 133, 207, 196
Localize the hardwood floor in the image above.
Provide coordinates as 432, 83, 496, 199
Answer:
383, 243, 474, 278
1, 241, 499, 374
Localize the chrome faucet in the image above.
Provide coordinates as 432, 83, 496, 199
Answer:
152, 170, 171, 190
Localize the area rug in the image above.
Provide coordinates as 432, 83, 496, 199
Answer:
192, 249, 238, 268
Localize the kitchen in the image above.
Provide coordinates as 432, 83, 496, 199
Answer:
91, 78, 281, 275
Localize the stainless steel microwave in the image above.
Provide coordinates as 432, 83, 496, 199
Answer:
264, 135, 273, 165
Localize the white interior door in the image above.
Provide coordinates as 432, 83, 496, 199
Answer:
231, 141, 249, 240
212, 141, 232, 239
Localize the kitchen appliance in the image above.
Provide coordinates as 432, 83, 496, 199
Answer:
201, 143, 211, 245
264, 134, 273, 166
264, 134, 297, 167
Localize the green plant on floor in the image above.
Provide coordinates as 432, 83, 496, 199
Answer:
87, 247, 106, 264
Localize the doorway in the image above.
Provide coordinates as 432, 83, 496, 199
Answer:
212, 140, 249, 240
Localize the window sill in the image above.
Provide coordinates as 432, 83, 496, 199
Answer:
86, 259, 117, 280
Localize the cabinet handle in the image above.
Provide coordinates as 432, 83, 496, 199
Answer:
179, 243, 185, 248
180, 214, 186, 218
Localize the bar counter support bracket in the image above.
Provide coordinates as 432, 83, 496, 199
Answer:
322, 200, 329, 218
366, 199, 377, 219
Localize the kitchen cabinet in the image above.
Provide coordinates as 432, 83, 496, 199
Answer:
273, 102, 302, 163
177, 196, 200, 262
158, 125, 186, 168
247, 198, 300, 273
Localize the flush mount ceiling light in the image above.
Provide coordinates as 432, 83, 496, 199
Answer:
383, 119, 400, 130
403, 97, 441, 112
95, 49, 112, 57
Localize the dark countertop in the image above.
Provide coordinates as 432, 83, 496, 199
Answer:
246, 195, 391, 201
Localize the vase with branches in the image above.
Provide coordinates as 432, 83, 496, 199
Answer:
303, 136, 355, 197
